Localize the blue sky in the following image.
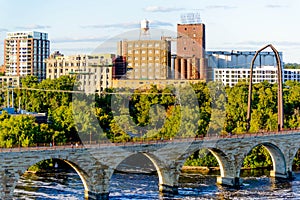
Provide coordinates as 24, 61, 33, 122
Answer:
1, 0, 300, 64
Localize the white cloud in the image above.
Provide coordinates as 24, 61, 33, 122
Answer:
82, 20, 173, 29
265, 4, 288, 9
144, 6, 184, 13
0, 28, 8, 32
206, 5, 237, 10
15, 24, 51, 30
52, 36, 109, 43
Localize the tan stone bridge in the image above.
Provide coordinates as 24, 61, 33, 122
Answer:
0, 130, 299, 200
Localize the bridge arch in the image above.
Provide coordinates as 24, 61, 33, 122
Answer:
18, 157, 90, 192
175, 146, 241, 187
178, 147, 231, 177
240, 142, 287, 178
108, 152, 169, 195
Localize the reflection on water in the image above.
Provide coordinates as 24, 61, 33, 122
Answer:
14, 169, 300, 200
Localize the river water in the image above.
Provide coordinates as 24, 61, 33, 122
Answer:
14, 168, 300, 199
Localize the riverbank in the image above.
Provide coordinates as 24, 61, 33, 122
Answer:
181, 166, 220, 174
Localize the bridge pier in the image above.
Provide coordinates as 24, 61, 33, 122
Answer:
85, 190, 109, 200
159, 184, 179, 194
270, 170, 294, 179
217, 176, 243, 187
0, 169, 20, 200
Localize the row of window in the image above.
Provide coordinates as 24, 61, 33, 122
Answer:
128, 49, 164, 54
128, 43, 162, 48
127, 56, 163, 61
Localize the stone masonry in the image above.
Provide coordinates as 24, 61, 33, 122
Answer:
0, 131, 299, 199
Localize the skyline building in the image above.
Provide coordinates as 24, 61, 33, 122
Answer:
45, 52, 114, 93
207, 50, 284, 82
4, 31, 50, 81
214, 65, 300, 87
117, 39, 171, 80
176, 19, 207, 80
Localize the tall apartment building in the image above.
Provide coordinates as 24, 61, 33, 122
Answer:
45, 52, 114, 93
117, 39, 171, 80
176, 21, 206, 80
4, 31, 50, 81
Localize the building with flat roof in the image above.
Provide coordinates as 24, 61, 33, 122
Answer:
207, 50, 284, 82
4, 31, 50, 81
176, 21, 206, 80
214, 65, 300, 87
117, 39, 171, 80
45, 52, 114, 93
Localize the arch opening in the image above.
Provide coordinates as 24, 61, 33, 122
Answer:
178, 148, 233, 186
241, 143, 286, 178
14, 158, 88, 199
109, 153, 159, 199
182, 148, 220, 176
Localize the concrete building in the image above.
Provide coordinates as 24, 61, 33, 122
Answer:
45, 52, 115, 93
4, 31, 50, 81
214, 65, 300, 87
207, 50, 283, 81
117, 39, 171, 80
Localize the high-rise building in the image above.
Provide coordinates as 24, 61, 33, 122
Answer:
4, 31, 50, 81
176, 14, 206, 80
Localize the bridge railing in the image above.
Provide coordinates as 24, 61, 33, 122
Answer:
0, 127, 300, 153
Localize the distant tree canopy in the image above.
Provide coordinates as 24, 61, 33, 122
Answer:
284, 63, 300, 69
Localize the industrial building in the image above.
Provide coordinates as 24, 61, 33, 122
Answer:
174, 13, 207, 81
206, 50, 284, 82
45, 52, 114, 93
214, 65, 300, 87
4, 31, 50, 81
117, 39, 171, 80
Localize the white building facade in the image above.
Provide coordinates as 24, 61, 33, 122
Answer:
206, 50, 283, 82
214, 66, 300, 87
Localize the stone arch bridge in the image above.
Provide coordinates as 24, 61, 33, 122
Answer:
0, 130, 299, 199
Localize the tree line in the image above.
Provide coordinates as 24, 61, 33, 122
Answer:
0, 76, 299, 169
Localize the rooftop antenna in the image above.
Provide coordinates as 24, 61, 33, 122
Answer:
180, 12, 202, 24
